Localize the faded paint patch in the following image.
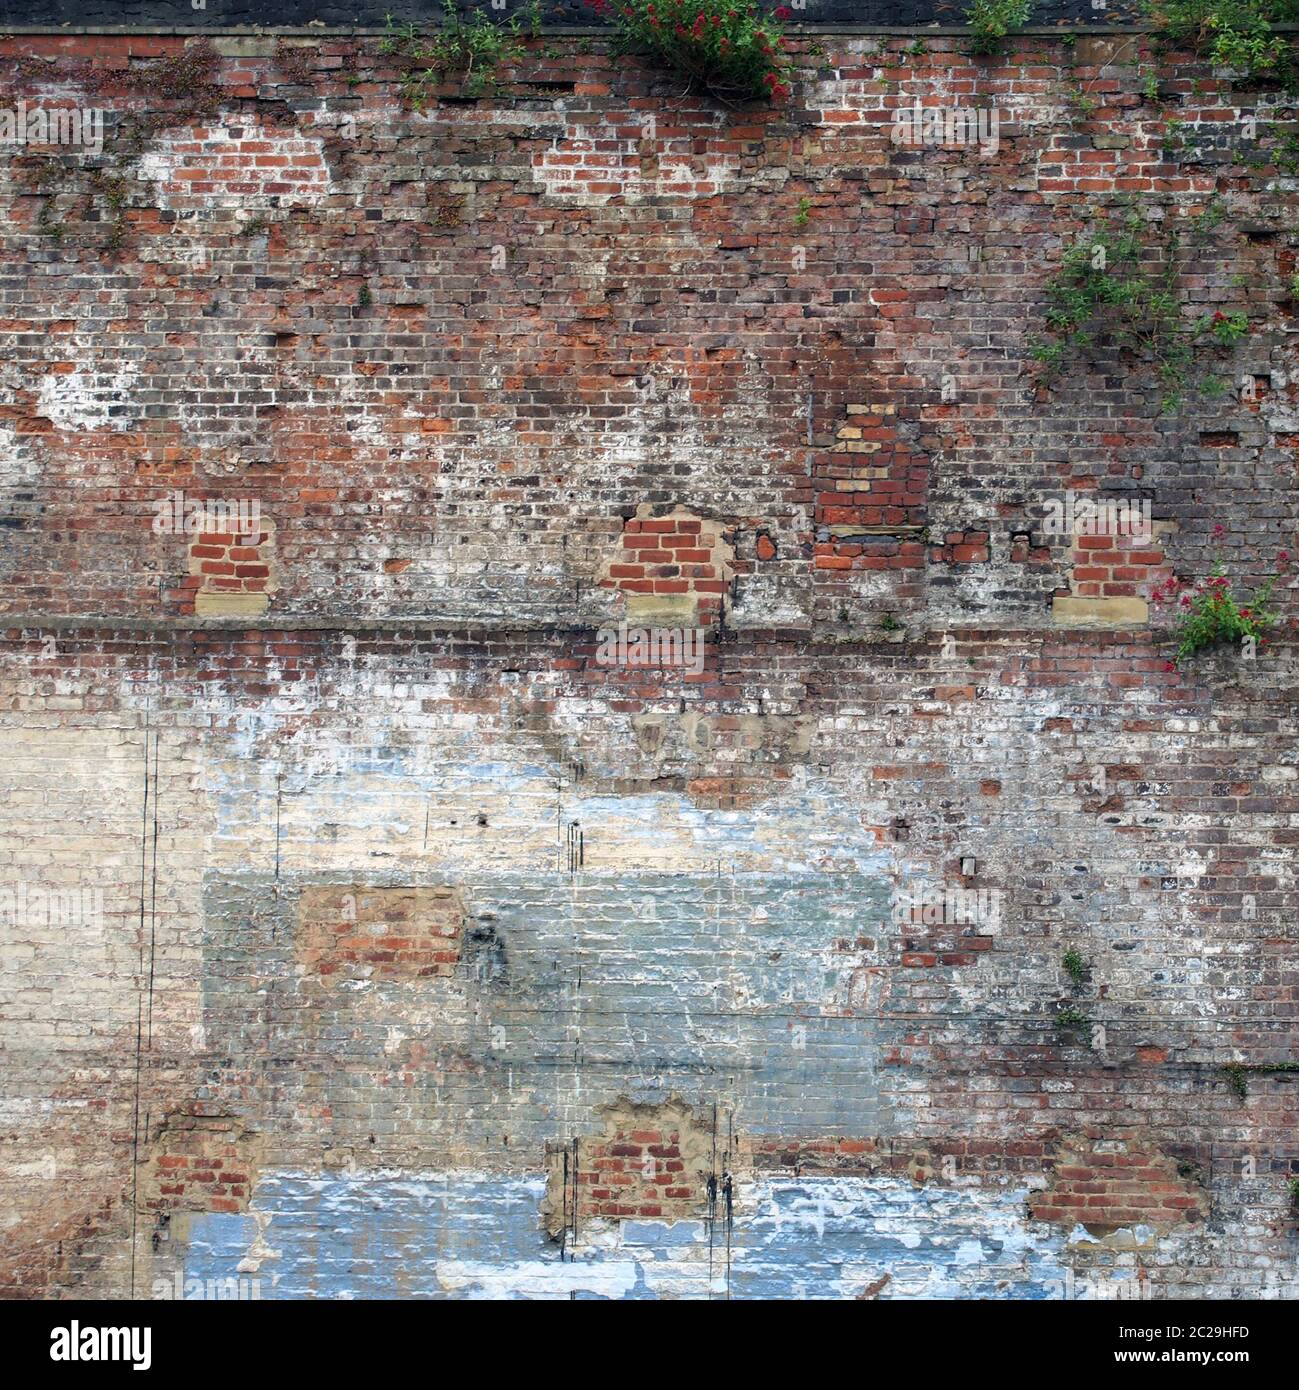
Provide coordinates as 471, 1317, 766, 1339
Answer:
168, 1170, 1080, 1300
200, 867, 894, 1160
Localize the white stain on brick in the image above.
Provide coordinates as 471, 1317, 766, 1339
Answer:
535, 116, 740, 203
136, 121, 333, 211
37, 362, 138, 434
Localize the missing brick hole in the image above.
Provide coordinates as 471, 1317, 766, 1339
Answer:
464, 919, 508, 985
1199, 431, 1239, 447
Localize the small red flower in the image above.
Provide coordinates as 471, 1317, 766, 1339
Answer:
775, 4, 793, 16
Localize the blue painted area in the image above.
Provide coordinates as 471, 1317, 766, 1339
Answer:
728, 1177, 1071, 1301
179, 1171, 1074, 1300
204, 863, 896, 1139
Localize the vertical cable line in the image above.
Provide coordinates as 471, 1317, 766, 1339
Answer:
129, 707, 152, 1297
725, 1109, 734, 1300
146, 730, 160, 1048
708, 1105, 718, 1299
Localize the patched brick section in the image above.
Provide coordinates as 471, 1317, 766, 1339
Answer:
1043, 492, 1177, 628
600, 506, 735, 627
297, 885, 466, 984
928, 530, 990, 567
1051, 523, 1170, 629
820, 402, 925, 532
141, 1113, 260, 1216
1029, 1136, 1208, 1236
543, 1097, 723, 1236
891, 912, 996, 970
813, 401, 929, 616
187, 519, 277, 618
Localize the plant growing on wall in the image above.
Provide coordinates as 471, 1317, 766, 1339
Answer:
583, 0, 794, 103
381, 0, 541, 103
1221, 1059, 1299, 1098
964, 0, 1033, 57
1145, 0, 1299, 82
1031, 199, 1250, 413
1151, 530, 1289, 665
1054, 1004, 1091, 1037
1062, 948, 1086, 987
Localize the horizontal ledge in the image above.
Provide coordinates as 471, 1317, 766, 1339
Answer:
2, 615, 1156, 640
0, 25, 1175, 38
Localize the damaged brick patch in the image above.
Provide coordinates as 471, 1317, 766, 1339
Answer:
1029, 1135, 1208, 1237
141, 1112, 261, 1216
297, 885, 467, 984
1051, 515, 1173, 629
600, 506, 735, 628
543, 1096, 726, 1237
188, 518, 277, 618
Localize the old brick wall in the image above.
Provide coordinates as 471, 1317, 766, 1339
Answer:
1, 26, 1297, 1300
